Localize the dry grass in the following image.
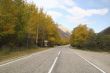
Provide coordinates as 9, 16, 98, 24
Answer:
0, 48, 49, 62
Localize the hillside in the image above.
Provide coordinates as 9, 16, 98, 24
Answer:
57, 24, 71, 39
99, 27, 110, 35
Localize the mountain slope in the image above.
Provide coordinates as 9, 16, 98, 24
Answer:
99, 27, 110, 35
57, 24, 71, 39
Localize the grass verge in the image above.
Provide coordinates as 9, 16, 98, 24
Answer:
0, 48, 49, 63
69, 46, 110, 53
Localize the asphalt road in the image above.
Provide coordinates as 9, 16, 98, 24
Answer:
0, 46, 107, 73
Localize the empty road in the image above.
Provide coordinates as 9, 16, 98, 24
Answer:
0, 45, 108, 73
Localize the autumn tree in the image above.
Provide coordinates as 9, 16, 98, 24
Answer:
0, 0, 63, 49
0, 0, 16, 47
70, 24, 95, 48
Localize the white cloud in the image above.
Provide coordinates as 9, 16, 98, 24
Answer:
29, 0, 75, 21
87, 8, 109, 16
60, 0, 75, 7
66, 15, 88, 25
34, 0, 60, 9
38, 0, 58, 8
47, 11, 62, 20
30, 0, 75, 9
67, 7, 109, 18
27, 0, 62, 10
65, 7, 109, 24
27, 0, 109, 25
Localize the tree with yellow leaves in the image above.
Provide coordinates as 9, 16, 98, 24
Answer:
70, 24, 95, 48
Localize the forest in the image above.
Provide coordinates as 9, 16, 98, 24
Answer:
0, 0, 68, 52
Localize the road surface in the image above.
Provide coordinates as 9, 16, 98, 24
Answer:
0, 45, 109, 73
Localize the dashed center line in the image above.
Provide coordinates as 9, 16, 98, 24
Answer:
48, 51, 61, 73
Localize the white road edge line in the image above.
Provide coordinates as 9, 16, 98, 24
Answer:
48, 51, 61, 73
74, 52, 106, 73
0, 53, 36, 67
0, 49, 52, 67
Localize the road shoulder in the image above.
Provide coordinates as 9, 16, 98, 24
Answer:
71, 47, 110, 73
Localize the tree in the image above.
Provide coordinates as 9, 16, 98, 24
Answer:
0, 0, 16, 47
0, 0, 62, 48
70, 24, 95, 48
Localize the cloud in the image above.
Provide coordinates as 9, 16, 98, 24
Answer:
47, 11, 62, 20
67, 7, 109, 18
60, 0, 75, 7
36, 0, 60, 9
87, 8, 109, 16
30, 0, 75, 20
65, 7, 109, 24
66, 15, 88, 25
32, 0, 75, 9
27, 0, 109, 25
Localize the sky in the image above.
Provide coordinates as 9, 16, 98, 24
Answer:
27, 0, 110, 33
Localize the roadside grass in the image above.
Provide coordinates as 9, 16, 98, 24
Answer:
0, 48, 49, 62
70, 46, 110, 53
80, 48, 110, 53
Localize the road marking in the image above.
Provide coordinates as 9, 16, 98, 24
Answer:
0, 48, 52, 67
58, 51, 61, 56
74, 52, 106, 73
48, 51, 61, 73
